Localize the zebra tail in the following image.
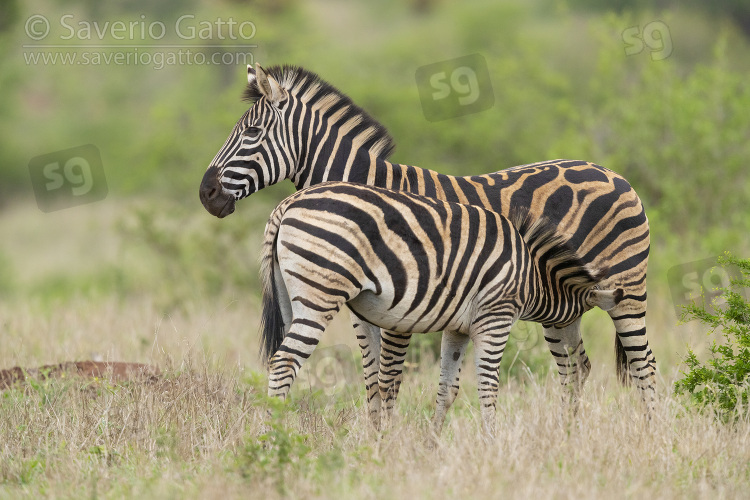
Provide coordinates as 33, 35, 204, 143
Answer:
259, 207, 286, 366
615, 335, 631, 386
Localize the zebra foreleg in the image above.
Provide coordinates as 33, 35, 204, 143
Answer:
351, 316, 383, 428
377, 330, 412, 428
432, 330, 470, 436
543, 317, 590, 413
471, 323, 512, 441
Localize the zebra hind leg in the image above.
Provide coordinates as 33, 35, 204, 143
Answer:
377, 330, 412, 429
543, 317, 590, 414
267, 306, 341, 401
351, 315, 383, 429
432, 330, 470, 436
609, 299, 656, 416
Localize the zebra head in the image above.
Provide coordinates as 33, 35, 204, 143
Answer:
200, 63, 294, 218
200, 63, 396, 218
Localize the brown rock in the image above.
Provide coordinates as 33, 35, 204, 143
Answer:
0, 361, 160, 389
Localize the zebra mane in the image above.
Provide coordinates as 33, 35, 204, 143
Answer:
243, 64, 396, 160
508, 208, 607, 288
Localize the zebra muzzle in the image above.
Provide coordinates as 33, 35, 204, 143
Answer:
199, 166, 236, 218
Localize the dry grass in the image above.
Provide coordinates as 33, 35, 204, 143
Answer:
1, 296, 749, 500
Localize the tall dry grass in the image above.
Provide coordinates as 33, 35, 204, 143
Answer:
1, 296, 749, 499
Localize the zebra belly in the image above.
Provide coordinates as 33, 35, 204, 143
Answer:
347, 290, 473, 335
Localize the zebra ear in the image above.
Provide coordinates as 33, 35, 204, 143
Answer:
247, 64, 256, 85
255, 62, 287, 106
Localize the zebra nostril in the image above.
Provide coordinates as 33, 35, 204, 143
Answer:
200, 166, 223, 206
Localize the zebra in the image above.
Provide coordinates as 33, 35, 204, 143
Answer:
199, 63, 655, 421
260, 181, 622, 436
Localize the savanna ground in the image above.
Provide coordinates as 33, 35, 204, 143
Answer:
2, 0, 750, 498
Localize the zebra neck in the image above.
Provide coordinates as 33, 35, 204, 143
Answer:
519, 261, 557, 324
522, 268, 592, 326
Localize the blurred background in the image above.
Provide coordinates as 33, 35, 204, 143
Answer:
0, 0, 748, 381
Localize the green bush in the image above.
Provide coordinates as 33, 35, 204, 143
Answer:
674, 254, 750, 419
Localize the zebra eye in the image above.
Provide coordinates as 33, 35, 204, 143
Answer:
243, 127, 262, 139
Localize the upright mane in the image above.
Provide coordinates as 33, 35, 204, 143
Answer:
243, 64, 396, 159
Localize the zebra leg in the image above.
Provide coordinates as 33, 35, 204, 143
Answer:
609, 299, 656, 414
378, 330, 412, 427
351, 315, 382, 428
471, 323, 512, 441
267, 309, 336, 401
543, 317, 590, 411
432, 330, 470, 436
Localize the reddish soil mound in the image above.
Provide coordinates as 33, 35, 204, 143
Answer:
0, 361, 160, 389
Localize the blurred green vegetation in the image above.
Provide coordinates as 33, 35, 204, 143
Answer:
0, 0, 748, 374
3, 0, 749, 224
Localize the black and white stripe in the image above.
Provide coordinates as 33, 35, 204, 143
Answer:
199, 63, 655, 421
260, 182, 622, 436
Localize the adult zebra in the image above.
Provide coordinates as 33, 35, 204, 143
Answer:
261, 181, 623, 436
199, 63, 655, 419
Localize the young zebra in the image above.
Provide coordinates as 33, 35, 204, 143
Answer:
261, 182, 622, 436
199, 63, 655, 420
